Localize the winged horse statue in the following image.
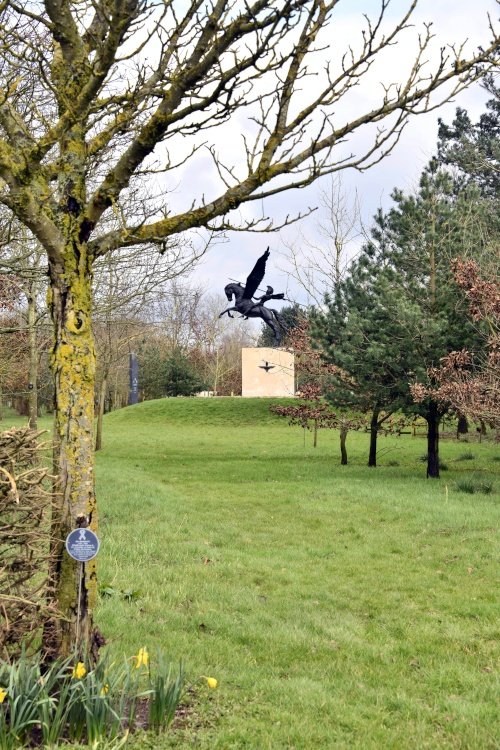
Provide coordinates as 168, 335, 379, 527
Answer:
219, 249, 288, 345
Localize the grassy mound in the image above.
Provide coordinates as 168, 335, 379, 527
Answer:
105, 396, 296, 427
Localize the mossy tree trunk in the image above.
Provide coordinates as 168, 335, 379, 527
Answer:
44, 243, 99, 659
27, 281, 38, 430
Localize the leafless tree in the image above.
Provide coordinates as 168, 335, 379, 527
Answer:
92, 236, 207, 448
281, 176, 364, 305
190, 293, 256, 394
0, 220, 50, 426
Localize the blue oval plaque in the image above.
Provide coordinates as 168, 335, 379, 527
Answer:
65, 528, 100, 562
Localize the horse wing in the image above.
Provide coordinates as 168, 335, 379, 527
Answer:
243, 248, 269, 299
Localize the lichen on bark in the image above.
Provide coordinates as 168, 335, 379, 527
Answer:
45, 237, 100, 658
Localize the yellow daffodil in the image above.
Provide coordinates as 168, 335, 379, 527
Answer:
134, 647, 149, 669
204, 676, 218, 689
72, 662, 87, 680
100, 684, 109, 696
0, 688, 7, 703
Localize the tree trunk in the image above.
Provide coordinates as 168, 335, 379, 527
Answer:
313, 419, 318, 447
15, 396, 29, 415
44, 255, 100, 660
368, 407, 380, 467
456, 414, 468, 439
340, 425, 348, 465
95, 372, 108, 452
426, 401, 440, 479
27, 283, 38, 430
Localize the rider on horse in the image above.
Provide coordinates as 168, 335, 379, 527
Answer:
219, 249, 288, 345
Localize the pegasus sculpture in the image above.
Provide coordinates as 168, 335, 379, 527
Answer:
219, 248, 287, 345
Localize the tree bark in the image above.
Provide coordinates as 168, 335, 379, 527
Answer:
426, 401, 440, 479
27, 282, 38, 430
95, 372, 108, 452
340, 425, 348, 465
44, 251, 99, 659
368, 407, 380, 467
456, 414, 468, 439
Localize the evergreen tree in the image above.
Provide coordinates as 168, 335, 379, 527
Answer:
377, 165, 485, 477
163, 350, 206, 397
312, 249, 417, 467
258, 303, 304, 348
138, 345, 167, 401
437, 76, 499, 199
314, 162, 487, 477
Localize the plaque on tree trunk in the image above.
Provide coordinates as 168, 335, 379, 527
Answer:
65, 528, 100, 562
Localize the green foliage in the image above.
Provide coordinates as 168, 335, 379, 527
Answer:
163, 350, 206, 397
137, 347, 206, 399
147, 657, 184, 734
455, 475, 494, 495
312, 97, 499, 476
257, 303, 304, 347
437, 75, 500, 199
137, 346, 168, 401
311, 254, 417, 414
457, 451, 476, 461
313, 88, 500, 423
99, 581, 141, 602
0, 649, 183, 748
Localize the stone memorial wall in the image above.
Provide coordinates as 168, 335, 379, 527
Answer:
241, 347, 295, 397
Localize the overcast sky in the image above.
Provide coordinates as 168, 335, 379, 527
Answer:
178, 0, 498, 307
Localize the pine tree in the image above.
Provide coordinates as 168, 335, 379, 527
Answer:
163, 351, 206, 397
314, 161, 489, 477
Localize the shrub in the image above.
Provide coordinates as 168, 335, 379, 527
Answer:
0, 428, 54, 658
457, 451, 476, 461
455, 477, 494, 495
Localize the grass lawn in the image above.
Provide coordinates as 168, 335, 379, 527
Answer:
3, 400, 499, 748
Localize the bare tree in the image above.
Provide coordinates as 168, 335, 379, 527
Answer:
92, 237, 206, 449
143, 280, 206, 352
190, 293, 255, 394
0, 0, 497, 656
281, 176, 364, 305
0, 221, 50, 426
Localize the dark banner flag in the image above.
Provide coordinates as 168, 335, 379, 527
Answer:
128, 352, 139, 405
